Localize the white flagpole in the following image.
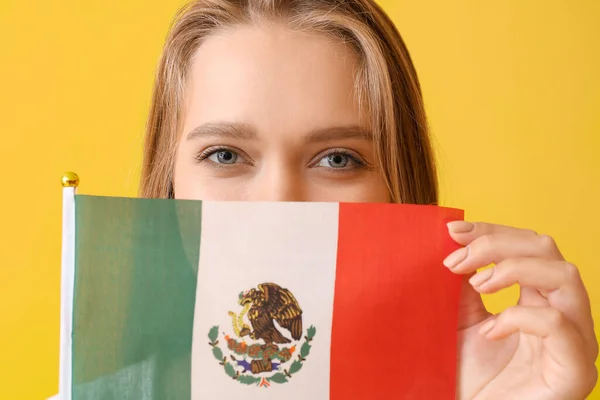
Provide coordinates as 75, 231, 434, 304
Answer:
59, 172, 79, 400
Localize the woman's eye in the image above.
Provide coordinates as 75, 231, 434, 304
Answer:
208, 150, 238, 164
316, 153, 353, 169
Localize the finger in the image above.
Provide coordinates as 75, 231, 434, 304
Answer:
469, 258, 580, 294
443, 232, 564, 274
481, 306, 597, 368
447, 221, 538, 244
468, 258, 596, 351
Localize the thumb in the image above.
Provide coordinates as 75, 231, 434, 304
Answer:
457, 274, 490, 330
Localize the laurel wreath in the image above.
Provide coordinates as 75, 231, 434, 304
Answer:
208, 325, 316, 386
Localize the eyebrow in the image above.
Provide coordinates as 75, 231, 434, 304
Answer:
185, 122, 373, 143
185, 122, 256, 141
305, 125, 373, 142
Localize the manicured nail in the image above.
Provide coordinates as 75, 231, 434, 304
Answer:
469, 268, 494, 287
479, 318, 496, 335
447, 221, 474, 234
443, 247, 469, 269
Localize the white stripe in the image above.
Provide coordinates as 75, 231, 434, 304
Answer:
59, 187, 76, 400
192, 202, 339, 399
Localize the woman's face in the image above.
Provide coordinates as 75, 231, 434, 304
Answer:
173, 25, 390, 202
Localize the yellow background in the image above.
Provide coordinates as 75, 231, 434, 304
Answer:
0, 0, 598, 398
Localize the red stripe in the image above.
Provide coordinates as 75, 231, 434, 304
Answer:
330, 203, 463, 399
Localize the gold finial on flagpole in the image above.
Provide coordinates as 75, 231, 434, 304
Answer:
61, 172, 80, 188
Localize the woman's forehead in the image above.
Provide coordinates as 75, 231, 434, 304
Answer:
183, 24, 368, 140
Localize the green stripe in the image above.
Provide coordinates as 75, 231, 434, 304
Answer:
72, 196, 202, 399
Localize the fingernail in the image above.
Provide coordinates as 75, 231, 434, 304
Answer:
469, 268, 493, 287
443, 247, 469, 269
479, 318, 496, 335
447, 221, 474, 234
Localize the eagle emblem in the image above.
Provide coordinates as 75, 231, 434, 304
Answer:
208, 282, 316, 387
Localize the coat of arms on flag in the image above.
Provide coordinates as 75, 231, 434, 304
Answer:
208, 282, 315, 387
51, 173, 464, 400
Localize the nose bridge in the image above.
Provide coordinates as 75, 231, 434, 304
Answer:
250, 159, 304, 202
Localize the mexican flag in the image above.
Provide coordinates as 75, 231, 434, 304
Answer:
54, 190, 463, 400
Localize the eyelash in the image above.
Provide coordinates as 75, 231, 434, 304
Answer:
312, 149, 367, 170
194, 146, 368, 170
194, 146, 237, 164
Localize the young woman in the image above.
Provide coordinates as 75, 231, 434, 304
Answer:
139, 0, 598, 398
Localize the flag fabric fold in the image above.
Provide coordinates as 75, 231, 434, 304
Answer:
64, 195, 463, 400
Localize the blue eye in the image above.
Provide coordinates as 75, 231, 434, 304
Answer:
315, 151, 365, 169
208, 150, 238, 164
317, 153, 349, 168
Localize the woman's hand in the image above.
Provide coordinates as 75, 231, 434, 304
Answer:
444, 221, 598, 400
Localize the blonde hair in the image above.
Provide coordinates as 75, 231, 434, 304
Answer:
140, 0, 438, 205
